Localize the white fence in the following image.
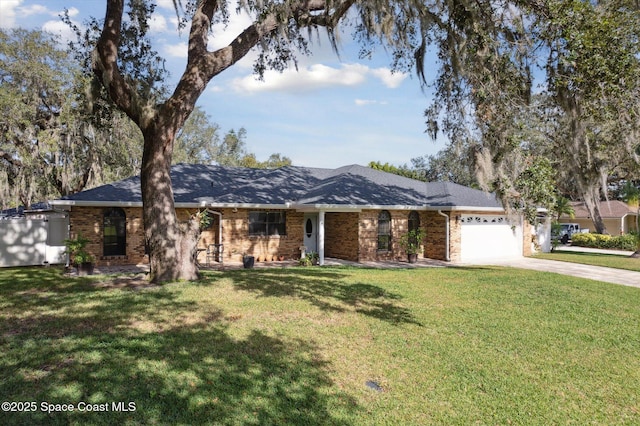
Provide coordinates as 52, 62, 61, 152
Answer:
0, 215, 69, 267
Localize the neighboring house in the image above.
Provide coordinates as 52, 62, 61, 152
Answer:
0, 202, 69, 267
561, 201, 638, 235
50, 163, 539, 267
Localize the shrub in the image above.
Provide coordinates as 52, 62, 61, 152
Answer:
615, 234, 637, 251
571, 233, 636, 251
571, 233, 595, 247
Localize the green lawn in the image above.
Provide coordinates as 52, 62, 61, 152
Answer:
1, 266, 639, 425
534, 250, 640, 272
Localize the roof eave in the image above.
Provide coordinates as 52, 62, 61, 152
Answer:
424, 205, 506, 212
293, 204, 427, 212
51, 199, 509, 213
51, 200, 295, 210
50, 200, 143, 208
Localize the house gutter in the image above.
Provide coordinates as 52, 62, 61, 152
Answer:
437, 210, 450, 261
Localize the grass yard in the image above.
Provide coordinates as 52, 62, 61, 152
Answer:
1, 265, 639, 425
535, 250, 640, 272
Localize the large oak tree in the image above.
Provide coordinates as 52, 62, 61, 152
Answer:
91, 0, 559, 282
92, 0, 548, 282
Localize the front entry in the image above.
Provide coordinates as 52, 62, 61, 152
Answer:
303, 213, 318, 254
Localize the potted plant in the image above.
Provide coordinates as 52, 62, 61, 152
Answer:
399, 228, 425, 263
242, 253, 255, 268
64, 234, 95, 276
298, 251, 319, 266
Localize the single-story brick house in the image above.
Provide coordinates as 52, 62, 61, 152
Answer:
51, 163, 537, 266
560, 200, 638, 235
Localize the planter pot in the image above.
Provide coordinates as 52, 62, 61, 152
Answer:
243, 256, 255, 269
77, 262, 94, 276
407, 254, 418, 264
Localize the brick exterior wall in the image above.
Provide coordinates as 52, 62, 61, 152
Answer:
68, 207, 305, 266
69, 205, 524, 266
68, 206, 146, 266
357, 209, 435, 262
216, 208, 304, 263
325, 212, 359, 261
424, 211, 450, 261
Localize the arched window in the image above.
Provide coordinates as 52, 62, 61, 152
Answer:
103, 208, 126, 256
377, 210, 391, 251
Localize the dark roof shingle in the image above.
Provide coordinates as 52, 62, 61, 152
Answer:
56, 163, 504, 210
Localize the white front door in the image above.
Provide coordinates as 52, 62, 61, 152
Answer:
303, 214, 318, 253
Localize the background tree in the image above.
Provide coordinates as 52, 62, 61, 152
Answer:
368, 161, 425, 181
534, 0, 640, 234
173, 106, 220, 164
0, 28, 142, 209
411, 145, 478, 187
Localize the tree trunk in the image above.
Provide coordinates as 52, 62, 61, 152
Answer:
583, 190, 607, 234
141, 126, 200, 283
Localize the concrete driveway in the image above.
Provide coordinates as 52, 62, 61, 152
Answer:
473, 256, 640, 289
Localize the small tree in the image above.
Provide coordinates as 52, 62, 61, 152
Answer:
64, 234, 95, 275
554, 196, 575, 222
399, 228, 426, 262
620, 181, 640, 258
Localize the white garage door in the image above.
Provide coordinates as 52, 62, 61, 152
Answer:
460, 215, 523, 262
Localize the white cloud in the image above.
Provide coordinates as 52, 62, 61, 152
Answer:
370, 68, 408, 88
164, 41, 188, 58
0, 0, 24, 28
355, 99, 388, 106
19, 3, 50, 17
232, 63, 367, 94
0, 0, 82, 42
149, 12, 168, 33
156, 0, 178, 11
42, 19, 76, 43
207, 8, 255, 51
61, 6, 79, 18
231, 63, 407, 94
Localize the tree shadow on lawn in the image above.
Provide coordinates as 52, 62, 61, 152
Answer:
208, 268, 422, 326
0, 273, 358, 425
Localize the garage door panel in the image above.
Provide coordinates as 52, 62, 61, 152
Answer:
460, 215, 522, 262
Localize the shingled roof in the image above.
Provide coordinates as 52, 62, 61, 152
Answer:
566, 200, 637, 219
52, 163, 504, 211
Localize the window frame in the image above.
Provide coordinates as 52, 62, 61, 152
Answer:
103, 207, 127, 257
377, 210, 391, 251
248, 211, 287, 236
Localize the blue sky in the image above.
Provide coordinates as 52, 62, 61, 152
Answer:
0, 0, 447, 168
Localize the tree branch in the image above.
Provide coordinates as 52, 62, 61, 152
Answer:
93, 0, 142, 126
167, 0, 343, 131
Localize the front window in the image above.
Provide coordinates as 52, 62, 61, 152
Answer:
249, 211, 286, 236
378, 210, 391, 251
103, 207, 126, 256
